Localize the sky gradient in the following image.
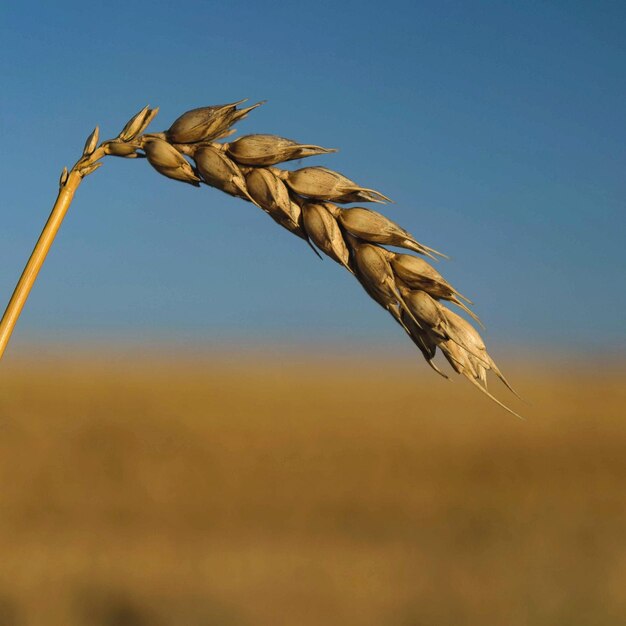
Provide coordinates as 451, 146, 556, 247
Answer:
1, 1, 624, 354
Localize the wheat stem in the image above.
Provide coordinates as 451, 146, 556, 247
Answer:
0, 171, 85, 359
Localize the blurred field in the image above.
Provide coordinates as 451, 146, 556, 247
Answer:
0, 348, 625, 626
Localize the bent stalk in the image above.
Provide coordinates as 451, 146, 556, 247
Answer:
0, 102, 521, 416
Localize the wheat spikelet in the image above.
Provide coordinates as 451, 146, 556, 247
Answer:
0, 100, 522, 417
225, 134, 336, 166
300, 202, 351, 271
281, 166, 392, 204
194, 145, 252, 200
338, 207, 445, 260
144, 138, 201, 186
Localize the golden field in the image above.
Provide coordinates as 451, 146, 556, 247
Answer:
0, 347, 624, 626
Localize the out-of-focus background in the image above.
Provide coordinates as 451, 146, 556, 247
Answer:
1, 2, 625, 625
1, 350, 625, 626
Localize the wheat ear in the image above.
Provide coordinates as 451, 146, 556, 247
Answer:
0, 101, 520, 416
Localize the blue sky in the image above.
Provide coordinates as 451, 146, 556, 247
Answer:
0, 1, 624, 354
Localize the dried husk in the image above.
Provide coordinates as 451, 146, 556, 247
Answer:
105, 141, 140, 157
339, 208, 444, 259
283, 167, 391, 204
226, 134, 336, 166
347, 239, 429, 339
438, 337, 522, 418
144, 138, 201, 186
351, 240, 396, 302
82, 127, 99, 156
440, 339, 483, 381
227, 101, 265, 128
245, 167, 292, 215
194, 145, 252, 200
319, 201, 342, 218
167, 100, 264, 144
59, 166, 69, 187
399, 309, 449, 378
167, 102, 241, 143
391, 254, 466, 300
443, 308, 517, 395
245, 168, 307, 237
136, 107, 159, 136
348, 239, 403, 308
391, 253, 480, 325
118, 105, 157, 142
276, 200, 308, 239
402, 292, 491, 369
301, 202, 351, 270
401, 289, 450, 340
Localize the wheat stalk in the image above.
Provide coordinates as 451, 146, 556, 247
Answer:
0, 101, 521, 417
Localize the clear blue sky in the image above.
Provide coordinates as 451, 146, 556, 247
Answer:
1, 1, 624, 354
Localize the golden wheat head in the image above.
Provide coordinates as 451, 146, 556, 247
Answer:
0, 101, 521, 417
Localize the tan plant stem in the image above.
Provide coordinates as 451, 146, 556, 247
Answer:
0, 170, 84, 360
